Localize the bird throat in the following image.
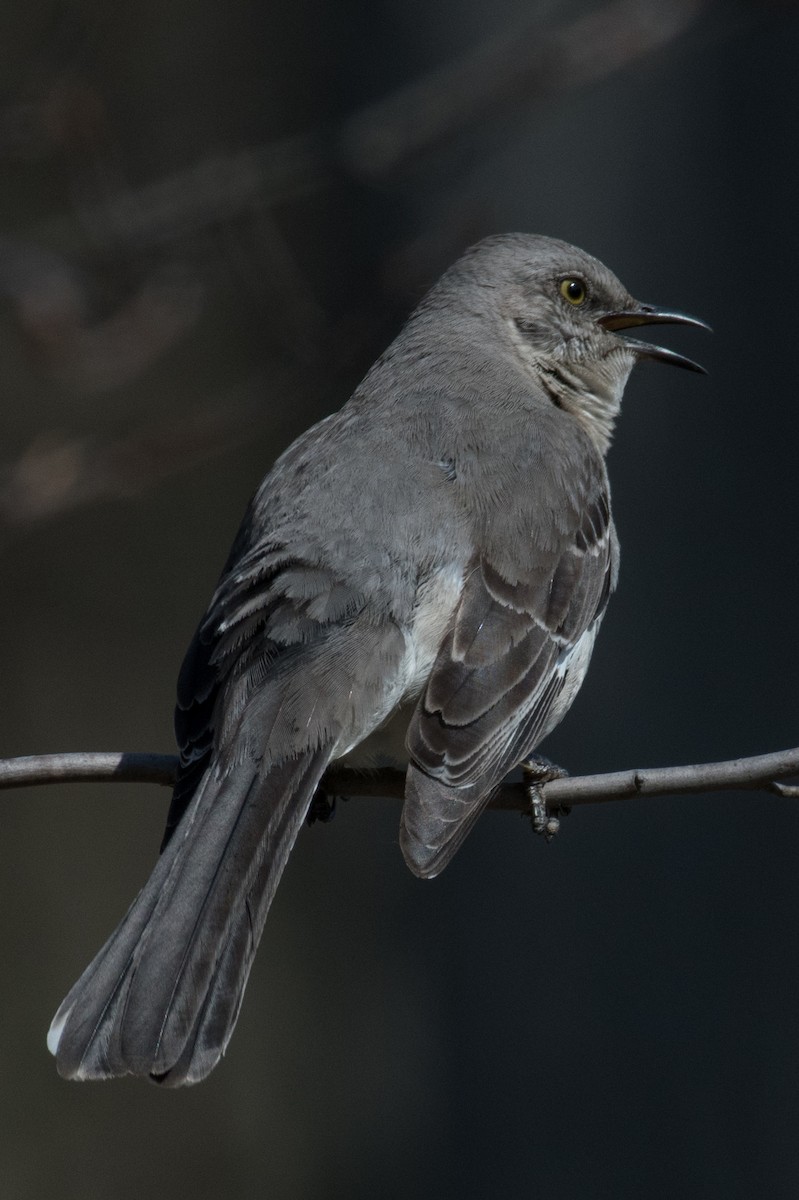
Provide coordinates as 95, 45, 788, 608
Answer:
535, 349, 633, 454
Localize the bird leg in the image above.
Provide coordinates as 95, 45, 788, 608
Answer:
305, 787, 338, 825
522, 755, 570, 841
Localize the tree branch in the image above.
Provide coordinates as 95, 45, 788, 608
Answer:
2, 747, 798, 808
0, 752, 177, 790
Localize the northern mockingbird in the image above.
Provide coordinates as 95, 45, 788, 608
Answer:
47, 234, 706, 1085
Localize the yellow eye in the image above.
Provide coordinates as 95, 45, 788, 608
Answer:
560, 278, 587, 306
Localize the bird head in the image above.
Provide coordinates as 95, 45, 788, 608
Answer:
451, 234, 709, 452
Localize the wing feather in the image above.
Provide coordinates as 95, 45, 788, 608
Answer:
401, 480, 617, 877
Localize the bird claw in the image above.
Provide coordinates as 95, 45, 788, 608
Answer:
522, 756, 570, 841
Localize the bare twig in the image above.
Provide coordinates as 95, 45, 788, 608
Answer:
2, 747, 797, 812
0, 752, 177, 790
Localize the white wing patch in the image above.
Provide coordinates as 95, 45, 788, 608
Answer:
336, 561, 465, 768
538, 620, 600, 743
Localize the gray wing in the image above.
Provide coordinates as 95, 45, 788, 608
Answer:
400, 488, 617, 878
165, 515, 379, 844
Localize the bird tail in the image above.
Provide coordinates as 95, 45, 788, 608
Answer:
48, 747, 331, 1085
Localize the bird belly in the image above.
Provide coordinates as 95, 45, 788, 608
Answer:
341, 701, 415, 770
337, 560, 465, 768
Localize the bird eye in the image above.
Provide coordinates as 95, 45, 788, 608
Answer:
560, 278, 587, 306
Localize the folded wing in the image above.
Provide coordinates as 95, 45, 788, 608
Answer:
400, 489, 616, 877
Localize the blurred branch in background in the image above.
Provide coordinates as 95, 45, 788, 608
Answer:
1, 745, 797, 805
0, 362, 329, 542
0, 236, 204, 392
0, 0, 753, 548
24, 0, 714, 248
340, 0, 710, 177
0, 405, 244, 536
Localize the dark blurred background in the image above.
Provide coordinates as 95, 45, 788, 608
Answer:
1, 1, 798, 1196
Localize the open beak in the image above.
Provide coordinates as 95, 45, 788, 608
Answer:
597, 305, 711, 374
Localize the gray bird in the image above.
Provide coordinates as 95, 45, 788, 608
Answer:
47, 234, 706, 1085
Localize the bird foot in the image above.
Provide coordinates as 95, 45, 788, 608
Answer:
522, 756, 570, 841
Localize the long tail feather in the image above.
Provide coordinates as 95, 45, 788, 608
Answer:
48, 747, 332, 1085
